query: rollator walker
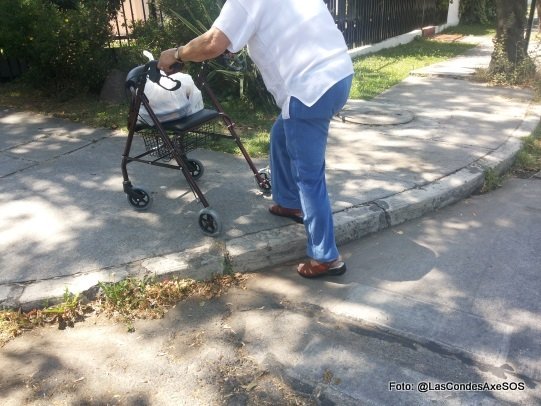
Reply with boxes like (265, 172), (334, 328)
(121, 56), (271, 236)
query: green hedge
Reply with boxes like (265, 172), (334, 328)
(0, 0), (272, 109)
(459, 0), (497, 24)
(0, 0), (121, 94)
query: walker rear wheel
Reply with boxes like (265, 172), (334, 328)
(187, 159), (204, 180)
(198, 208), (222, 236)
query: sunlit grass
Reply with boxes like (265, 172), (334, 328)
(440, 23), (496, 37)
(350, 37), (476, 99)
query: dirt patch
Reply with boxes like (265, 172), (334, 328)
(433, 34), (466, 43)
(0, 284), (318, 405)
(216, 352), (315, 405)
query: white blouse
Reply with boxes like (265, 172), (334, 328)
(213, 0), (353, 119)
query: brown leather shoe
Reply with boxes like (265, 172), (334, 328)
(269, 204), (303, 224)
(297, 259), (347, 278)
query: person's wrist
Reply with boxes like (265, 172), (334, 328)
(174, 46), (184, 62)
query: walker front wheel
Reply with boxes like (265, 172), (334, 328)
(256, 168), (272, 195)
(127, 187), (153, 211)
(198, 208), (222, 236)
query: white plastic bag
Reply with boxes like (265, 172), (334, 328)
(174, 72), (204, 115)
(138, 71), (204, 125)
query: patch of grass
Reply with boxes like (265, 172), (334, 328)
(476, 117), (541, 192)
(0, 288), (92, 346)
(512, 123), (541, 177)
(472, 66), (541, 99)
(97, 275), (192, 321)
(350, 37), (476, 99)
(479, 123), (541, 191)
(0, 81), (127, 130)
(440, 23), (496, 37)
(96, 273), (248, 327)
(205, 100), (276, 158)
(0, 313), (25, 347)
(480, 168), (504, 193)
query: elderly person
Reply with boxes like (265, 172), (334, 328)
(158, 0), (353, 278)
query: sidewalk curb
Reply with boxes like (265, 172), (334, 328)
(1, 101), (539, 311)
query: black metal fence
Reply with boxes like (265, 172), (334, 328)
(0, 55), (26, 82)
(325, 0), (449, 49)
(1, 0), (449, 81)
(112, 0), (448, 49)
(111, 0), (164, 46)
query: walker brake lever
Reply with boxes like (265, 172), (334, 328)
(169, 61), (184, 73)
(147, 60), (161, 83)
(147, 60), (182, 91)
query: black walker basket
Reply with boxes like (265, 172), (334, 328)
(121, 60), (271, 236)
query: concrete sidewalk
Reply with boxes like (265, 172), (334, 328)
(1, 37), (540, 310)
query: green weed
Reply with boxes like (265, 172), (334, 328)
(0, 273), (248, 346)
(96, 273), (247, 324)
(480, 168), (504, 193)
(513, 123), (541, 177)
(0, 287), (92, 346)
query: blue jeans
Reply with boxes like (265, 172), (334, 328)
(270, 75), (352, 262)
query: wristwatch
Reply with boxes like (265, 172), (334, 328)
(174, 46), (183, 62)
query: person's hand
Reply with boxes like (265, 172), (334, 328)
(157, 48), (181, 75)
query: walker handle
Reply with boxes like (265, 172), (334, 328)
(146, 60), (182, 91)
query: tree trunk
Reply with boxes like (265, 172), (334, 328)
(537, 1), (541, 32)
(489, 0), (528, 72)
